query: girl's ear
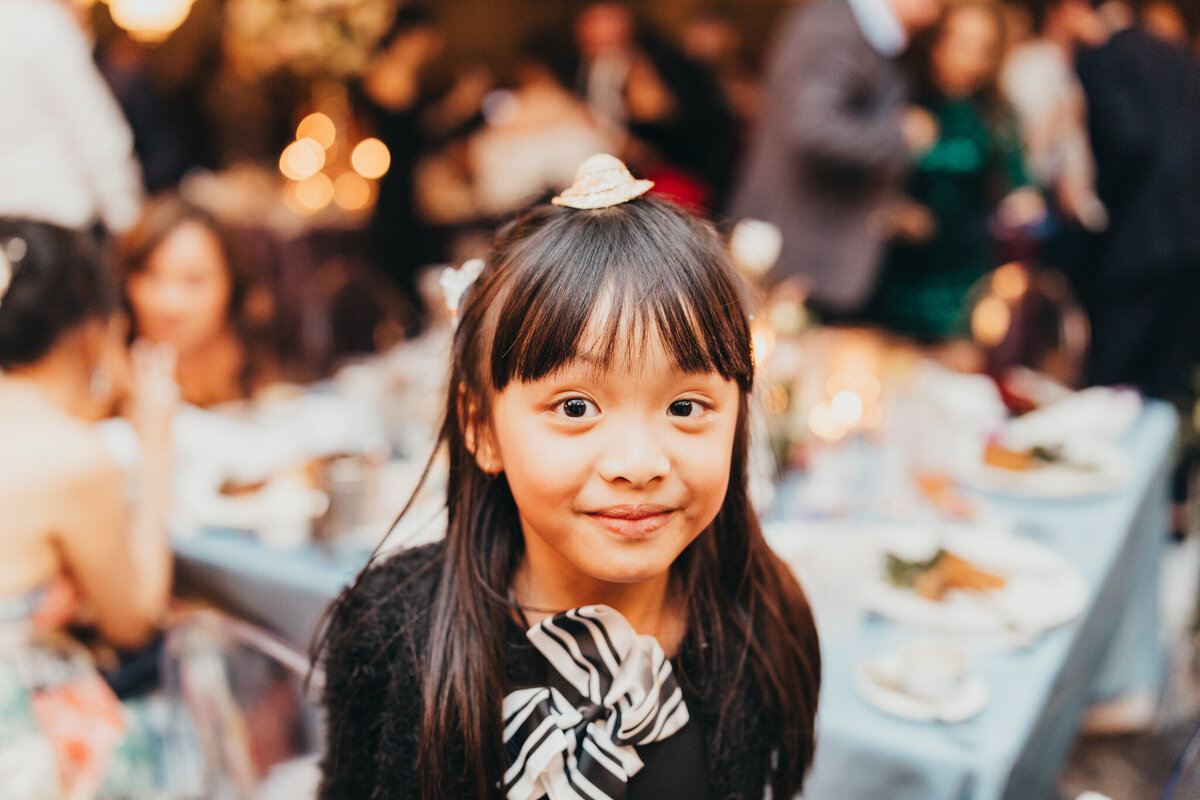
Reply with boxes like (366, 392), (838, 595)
(458, 384), (504, 475)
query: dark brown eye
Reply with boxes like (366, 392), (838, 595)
(669, 399), (696, 417)
(562, 398), (592, 418)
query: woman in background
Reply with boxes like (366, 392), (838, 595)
(869, 0), (1041, 342)
(117, 194), (277, 407)
(0, 218), (179, 797)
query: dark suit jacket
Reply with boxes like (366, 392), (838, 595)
(729, 0), (910, 312)
(1076, 27), (1200, 286)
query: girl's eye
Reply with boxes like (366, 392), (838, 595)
(668, 399), (704, 418)
(559, 398), (598, 419)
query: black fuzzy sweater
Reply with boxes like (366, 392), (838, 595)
(318, 542), (775, 799)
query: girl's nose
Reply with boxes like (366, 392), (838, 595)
(596, 425), (671, 488)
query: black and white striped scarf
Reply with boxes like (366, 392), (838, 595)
(502, 605), (691, 800)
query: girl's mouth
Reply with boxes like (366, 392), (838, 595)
(585, 505), (675, 538)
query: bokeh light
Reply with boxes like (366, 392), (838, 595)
(296, 173), (334, 211)
(108, 0), (195, 42)
(992, 262), (1029, 301)
(808, 401), (845, 442)
(830, 389), (865, 426)
(333, 172), (372, 211)
(296, 113), (337, 150)
(280, 138), (325, 181)
(351, 138), (391, 179)
(971, 295), (1012, 347)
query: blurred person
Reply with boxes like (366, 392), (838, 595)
(868, 0), (1041, 341)
(0, 218), (179, 797)
(1074, 0), (1200, 401)
(1001, 0), (1108, 249)
(569, 1), (736, 209)
(467, 47), (617, 216)
(729, 0), (943, 316)
(680, 8), (764, 152)
(117, 195), (278, 408)
(1142, 0), (1190, 44)
(0, 0), (142, 235)
(360, 6), (491, 335)
(94, 25), (191, 193)
(361, 5), (443, 333)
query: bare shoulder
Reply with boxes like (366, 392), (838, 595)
(1, 413), (122, 509)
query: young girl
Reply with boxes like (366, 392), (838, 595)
(317, 154), (820, 799)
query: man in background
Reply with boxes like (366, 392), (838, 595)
(730, 0), (942, 317)
(1075, 0), (1200, 400)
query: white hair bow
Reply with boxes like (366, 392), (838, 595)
(439, 257), (485, 324)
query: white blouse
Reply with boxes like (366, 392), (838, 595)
(0, 0), (142, 232)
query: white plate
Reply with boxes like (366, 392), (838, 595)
(855, 652), (989, 723)
(861, 529), (1089, 638)
(956, 441), (1127, 499)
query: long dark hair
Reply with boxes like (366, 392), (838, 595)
(0, 218), (118, 371)
(322, 196), (819, 798)
(909, 0), (1011, 121)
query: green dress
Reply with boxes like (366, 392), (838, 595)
(869, 94), (1029, 340)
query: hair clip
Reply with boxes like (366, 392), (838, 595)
(551, 153), (654, 210)
(0, 237), (26, 310)
(440, 257), (485, 323)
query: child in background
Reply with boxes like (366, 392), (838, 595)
(317, 154), (820, 799)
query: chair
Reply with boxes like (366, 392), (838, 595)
(1161, 719), (1200, 800)
(158, 610), (325, 800)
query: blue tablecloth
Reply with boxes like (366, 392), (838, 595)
(175, 402), (1178, 800)
(799, 400), (1176, 800)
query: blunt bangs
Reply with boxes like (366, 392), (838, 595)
(488, 198), (753, 393)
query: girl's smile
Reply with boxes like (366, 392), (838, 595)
(482, 330), (740, 600)
(584, 504), (677, 539)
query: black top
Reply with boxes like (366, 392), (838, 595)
(1076, 27), (1200, 283)
(318, 541), (770, 800)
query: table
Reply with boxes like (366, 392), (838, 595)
(798, 400), (1176, 800)
(174, 402), (1178, 800)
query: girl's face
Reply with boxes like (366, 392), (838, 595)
(931, 6), (1002, 97)
(126, 222), (232, 357)
(485, 326), (740, 592)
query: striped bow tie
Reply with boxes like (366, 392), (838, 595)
(502, 605), (691, 800)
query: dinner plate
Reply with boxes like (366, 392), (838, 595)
(955, 440), (1127, 500)
(861, 529), (1089, 639)
(855, 651), (989, 723)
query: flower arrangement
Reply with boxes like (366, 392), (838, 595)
(224, 0), (396, 81)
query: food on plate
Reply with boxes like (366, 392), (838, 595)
(218, 477), (268, 497)
(886, 549), (1007, 601)
(913, 472), (978, 519)
(982, 441), (1034, 471)
(983, 437), (1100, 473)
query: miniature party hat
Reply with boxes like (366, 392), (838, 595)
(551, 153), (654, 209)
